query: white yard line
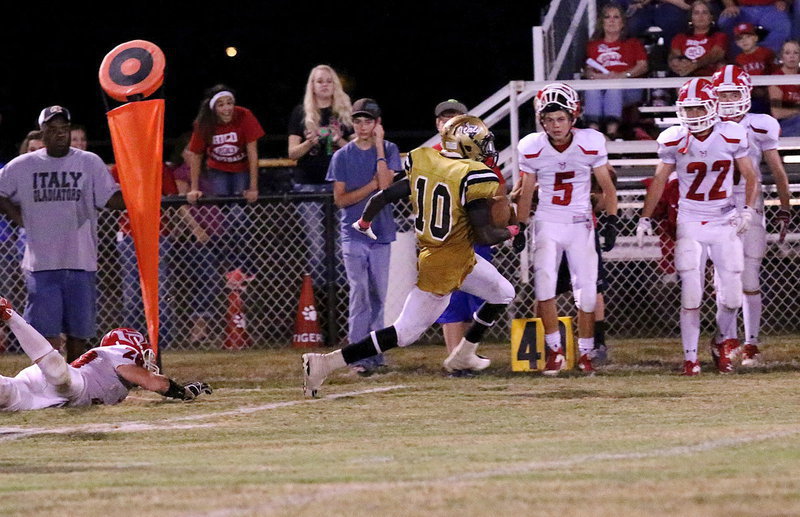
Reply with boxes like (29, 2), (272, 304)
(191, 426), (800, 516)
(0, 385), (407, 442)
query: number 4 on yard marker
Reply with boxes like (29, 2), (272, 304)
(510, 317), (576, 372)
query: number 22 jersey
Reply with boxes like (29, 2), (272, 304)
(657, 121), (749, 223)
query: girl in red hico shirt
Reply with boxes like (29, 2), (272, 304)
(187, 85), (265, 204)
(669, 0), (728, 77)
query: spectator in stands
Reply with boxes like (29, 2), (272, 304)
(326, 98), (399, 376)
(622, 0), (691, 48)
(768, 40), (800, 136)
(669, 0), (728, 77)
(70, 124), (88, 151)
(288, 65), (353, 284)
(718, 0), (790, 55)
(172, 137), (225, 345)
(583, 3), (649, 138)
(110, 162), (178, 347)
(429, 99), (507, 365)
(733, 22), (775, 113)
(186, 84), (264, 205)
(18, 130), (43, 155)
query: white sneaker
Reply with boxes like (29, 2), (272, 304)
(443, 340), (491, 372)
(302, 353), (331, 398)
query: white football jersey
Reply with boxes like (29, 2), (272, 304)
(657, 121), (749, 222)
(731, 113), (780, 206)
(68, 344), (144, 406)
(518, 128), (608, 223)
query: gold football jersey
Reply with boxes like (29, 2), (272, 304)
(404, 147), (499, 295)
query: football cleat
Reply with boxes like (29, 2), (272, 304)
(741, 344), (762, 367)
(302, 353), (331, 398)
(578, 353), (596, 375)
(710, 338), (739, 374)
(543, 348), (566, 377)
(0, 297), (12, 321)
(443, 341), (491, 372)
(682, 360), (701, 376)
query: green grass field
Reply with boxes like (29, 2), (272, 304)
(2, 338), (800, 517)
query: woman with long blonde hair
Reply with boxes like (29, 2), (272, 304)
(288, 65), (353, 189)
(287, 65), (354, 285)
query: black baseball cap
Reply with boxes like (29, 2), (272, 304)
(38, 105), (71, 127)
(352, 98), (381, 119)
(435, 99), (468, 117)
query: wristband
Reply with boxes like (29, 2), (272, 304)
(163, 379), (187, 400)
(357, 218), (372, 230)
(376, 157), (387, 163)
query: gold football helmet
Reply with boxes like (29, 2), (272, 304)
(440, 115), (497, 163)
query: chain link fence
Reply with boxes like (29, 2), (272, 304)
(0, 184), (798, 352)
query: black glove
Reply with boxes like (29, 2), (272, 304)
(183, 381), (213, 400)
(602, 215), (619, 252)
(513, 223), (527, 253)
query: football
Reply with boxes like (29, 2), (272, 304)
(488, 195), (514, 228)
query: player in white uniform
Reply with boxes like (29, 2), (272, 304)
(711, 65), (792, 367)
(0, 298), (211, 410)
(637, 78), (760, 375)
(515, 83), (619, 375)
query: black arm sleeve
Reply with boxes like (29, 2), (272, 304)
(466, 198), (512, 246)
(361, 178), (411, 222)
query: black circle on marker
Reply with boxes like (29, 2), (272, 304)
(108, 48), (154, 86)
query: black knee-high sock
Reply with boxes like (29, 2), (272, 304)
(464, 303), (506, 343)
(341, 326), (398, 364)
(595, 320), (606, 348)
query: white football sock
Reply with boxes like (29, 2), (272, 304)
(715, 306), (738, 342)
(7, 311), (55, 363)
(37, 350), (71, 395)
(578, 337), (594, 355)
(545, 331), (561, 352)
(742, 293), (761, 345)
(680, 308), (700, 362)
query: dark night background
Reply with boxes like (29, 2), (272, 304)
(0, 3), (542, 163)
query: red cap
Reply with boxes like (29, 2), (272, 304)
(734, 23), (757, 37)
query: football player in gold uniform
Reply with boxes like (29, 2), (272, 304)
(303, 115), (518, 397)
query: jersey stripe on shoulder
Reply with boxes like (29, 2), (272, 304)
(524, 149), (543, 159)
(750, 126), (769, 134)
(459, 169), (499, 205)
(663, 138), (683, 147)
(577, 145), (599, 155)
(721, 135), (741, 144)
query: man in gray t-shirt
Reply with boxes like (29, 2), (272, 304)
(0, 106), (125, 361)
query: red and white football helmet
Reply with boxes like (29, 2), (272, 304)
(676, 78), (718, 133)
(711, 65), (752, 119)
(535, 83), (581, 121)
(100, 327), (159, 373)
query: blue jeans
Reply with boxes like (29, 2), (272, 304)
(24, 269), (96, 339)
(779, 114), (800, 137)
(584, 88), (644, 123)
(208, 169), (249, 196)
(208, 168), (252, 273)
(342, 238), (391, 368)
(624, 1), (689, 43)
(718, 5), (791, 54)
(293, 183), (335, 286)
(116, 234), (173, 345)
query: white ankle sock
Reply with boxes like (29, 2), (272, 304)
(545, 331), (561, 352)
(680, 308), (700, 362)
(742, 293), (761, 345)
